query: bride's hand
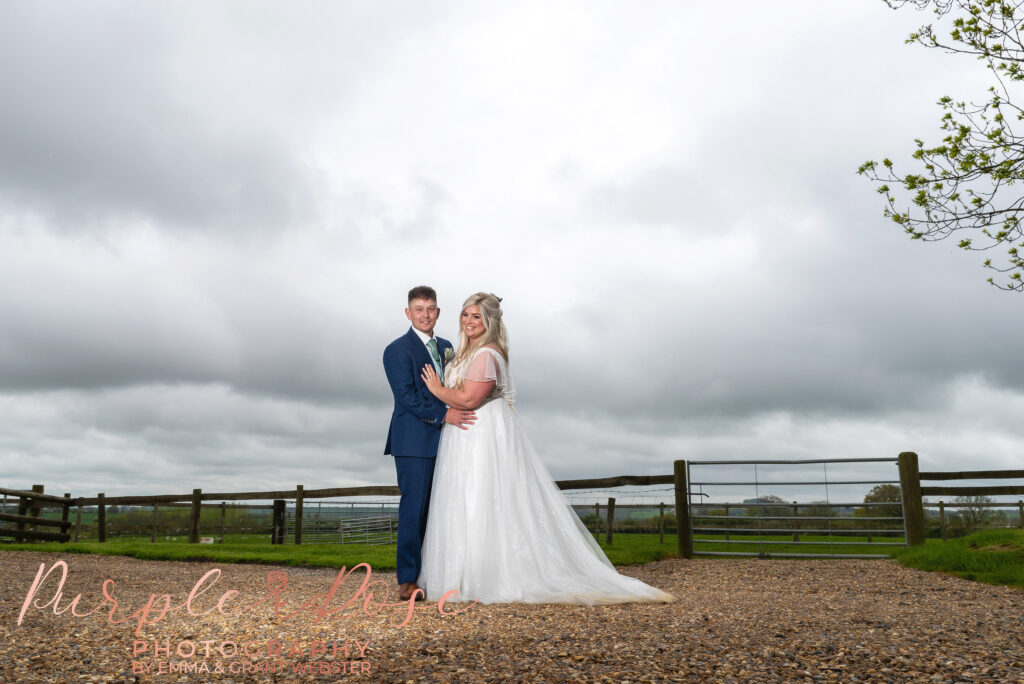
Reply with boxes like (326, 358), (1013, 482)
(421, 364), (442, 392)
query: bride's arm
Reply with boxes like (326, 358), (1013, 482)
(421, 365), (495, 410)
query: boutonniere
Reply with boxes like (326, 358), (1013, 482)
(443, 348), (454, 363)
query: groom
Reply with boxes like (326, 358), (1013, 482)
(383, 285), (475, 602)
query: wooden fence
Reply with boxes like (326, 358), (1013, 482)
(0, 486), (73, 542)
(926, 500), (1024, 541)
(899, 451), (1024, 544)
(0, 474), (678, 548)
(3, 453), (1018, 553)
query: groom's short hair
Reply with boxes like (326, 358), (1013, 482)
(408, 285), (437, 303)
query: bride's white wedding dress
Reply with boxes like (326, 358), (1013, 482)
(418, 347), (674, 605)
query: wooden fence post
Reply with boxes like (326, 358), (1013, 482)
(295, 485), (304, 545)
(674, 459), (692, 559)
(898, 451), (925, 546)
(30, 484), (43, 517)
(97, 493), (106, 543)
(939, 501), (947, 541)
(594, 503), (600, 539)
(15, 496), (27, 539)
(74, 502), (82, 542)
(152, 504), (159, 543)
(61, 494), (71, 542)
(605, 498), (615, 546)
(188, 489), (202, 544)
(219, 502), (226, 544)
(29, 485), (43, 542)
(1018, 500), (1023, 529)
(271, 500), (285, 544)
(659, 502), (665, 545)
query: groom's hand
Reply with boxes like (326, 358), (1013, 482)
(445, 408), (476, 430)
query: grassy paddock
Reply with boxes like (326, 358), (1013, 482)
(594, 533), (679, 566)
(0, 539), (398, 570)
(0, 532), (680, 570)
(0, 531), (902, 568)
(893, 529), (1024, 588)
(601, 532), (904, 560)
(7, 531), (1022, 591)
(693, 532), (905, 557)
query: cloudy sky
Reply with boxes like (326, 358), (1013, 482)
(1, 1), (1021, 506)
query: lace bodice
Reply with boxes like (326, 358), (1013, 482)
(445, 346), (516, 406)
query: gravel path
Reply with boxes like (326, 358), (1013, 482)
(1, 551), (1022, 682)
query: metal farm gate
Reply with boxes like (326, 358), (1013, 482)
(686, 458), (906, 559)
(284, 501), (397, 545)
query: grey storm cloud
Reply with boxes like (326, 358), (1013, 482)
(0, 2), (439, 233)
(0, 8), (296, 231)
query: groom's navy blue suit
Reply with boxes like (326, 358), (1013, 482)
(383, 327), (453, 585)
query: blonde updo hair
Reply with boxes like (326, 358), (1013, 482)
(451, 292), (509, 374)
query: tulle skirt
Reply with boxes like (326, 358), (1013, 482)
(418, 397), (674, 605)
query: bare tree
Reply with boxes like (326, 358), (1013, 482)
(953, 494), (994, 532)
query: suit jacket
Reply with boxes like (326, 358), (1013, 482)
(383, 327), (454, 458)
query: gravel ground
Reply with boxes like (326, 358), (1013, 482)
(1, 551), (1022, 683)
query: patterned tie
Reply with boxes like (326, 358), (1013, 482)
(427, 338), (444, 386)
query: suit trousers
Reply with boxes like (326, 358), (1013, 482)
(393, 455), (435, 585)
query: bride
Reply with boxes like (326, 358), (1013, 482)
(417, 292), (674, 605)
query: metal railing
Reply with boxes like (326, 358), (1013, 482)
(285, 501), (397, 545)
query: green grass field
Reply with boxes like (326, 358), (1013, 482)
(0, 531), (678, 569)
(893, 528), (1024, 588)
(0, 537), (400, 569)
(0, 531), (894, 568)
(6, 530), (1021, 590)
(692, 532), (905, 557)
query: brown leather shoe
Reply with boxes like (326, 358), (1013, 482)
(398, 582), (425, 602)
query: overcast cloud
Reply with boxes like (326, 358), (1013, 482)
(1, 1), (1021, 504)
